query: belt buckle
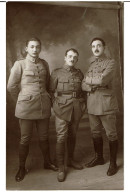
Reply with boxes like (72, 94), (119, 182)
(72, 92), (76, 98)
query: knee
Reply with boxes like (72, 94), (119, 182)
(20, 135), (31, 145)
(57, 134), (67, 143)
(107, 134), (118, 141)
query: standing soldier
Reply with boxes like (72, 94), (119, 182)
(82, 38), (119, 176)
(7, 37), (57, 182)
(50, 48), (86, 182)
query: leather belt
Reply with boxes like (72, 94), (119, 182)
(92, 85), (108, 91)
(57, 91), (81, 98)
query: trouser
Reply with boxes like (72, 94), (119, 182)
(88, 114), (118, 141)
(19, 118), (50, 145)
(55, 112), (80, 165)
(18, 118), (50, 167)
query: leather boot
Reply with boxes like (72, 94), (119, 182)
(67, 132), (83, 170)
(85, 137), (104, 167)
(39, 140), (58, 171)
(56, 142), (66, 182)
(15, 144), (29, 182)
(107, 140), (118, 176)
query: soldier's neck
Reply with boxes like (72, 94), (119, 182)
(26, 54), (39, 63)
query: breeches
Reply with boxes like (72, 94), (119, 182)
(55, 112), (80, 143)
(88, 114), (118, 141)
(19, 118), (50, 145)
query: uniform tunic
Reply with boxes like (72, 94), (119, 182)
(82, 55), (119, 115)
(50, 65), (86, 122)
(82, 55), (118, 141)
(7, 55), (51, 119)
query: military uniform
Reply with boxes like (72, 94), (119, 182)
(49, 64), (86, 179)
(7, 55), (51, 120)
(82, 54), (119, 175)
(50, 64), (86, 141)
(7, 54), (57, 182)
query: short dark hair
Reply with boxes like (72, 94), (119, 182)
(65, 48), (79, 56)
(90, 37), (105, 46)
(26, 37), (41, 47)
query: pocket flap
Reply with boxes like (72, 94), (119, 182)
(59, 78), (69, 83)
(74, 78), (81, 82)
(24, 70), (34, 76)
(57, 97), (67, 104)
(102, 93), (112, 96)
(18, 95), (31, 101)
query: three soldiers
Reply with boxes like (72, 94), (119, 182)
(7, 37), (119, 183)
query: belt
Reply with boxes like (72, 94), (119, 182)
(92, 85), (108, 92)
(57, 91), (82, 98)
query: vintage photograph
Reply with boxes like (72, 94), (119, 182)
(6, 1), (123, 190)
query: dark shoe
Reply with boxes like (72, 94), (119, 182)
(57, 166), (66, 182)
(107, 140), (118, 176)
(15, 167), (26, 182)
(68, 159), (83, 170)
(107, 163), (117, 176)
(86, 154), (104, 168)
(44, 162), (58, 171)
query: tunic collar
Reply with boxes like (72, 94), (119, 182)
(63, 64), (75, 72)
(26, 54), (39, 63)
(89, 54), (106, 64)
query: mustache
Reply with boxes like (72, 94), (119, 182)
(95, 49), (99, 53)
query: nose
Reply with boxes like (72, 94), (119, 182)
(95, 45), (98, 50)
(33, 47), (37, 52)
(70, 57), (74, 61)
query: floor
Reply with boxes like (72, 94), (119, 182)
(6, 112), (123, 190)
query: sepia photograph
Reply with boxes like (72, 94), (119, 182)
(5, 1), (124, 191)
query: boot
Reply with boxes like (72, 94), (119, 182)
(56, 142), (66, 182)
(85, 137), (104, 167)
(67, 133), (83, 170)
(39, 140), (58, 171)
(15, 144), (29, 182)
(107, 140), (118, 176)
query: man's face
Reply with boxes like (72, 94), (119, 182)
(25, 41), (41, 58)
(91, 40), (105, 57)
(64, 50), (78, 67)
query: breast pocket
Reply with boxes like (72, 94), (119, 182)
(57, 78), (69, 91)
(74, 78), (82, 90)
(23, 70), (35, 82)
(102, 93), (118, 112)
(24, 70), (35, 76)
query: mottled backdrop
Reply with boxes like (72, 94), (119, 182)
(6, 2), (123, 131)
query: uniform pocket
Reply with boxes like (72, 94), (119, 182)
(24, 70), (35, 76)
(56, 97), (67, 105)
(102, 93), (118, 112)
(18, 95), (31, 102)
(57, 78), (69, 91)
(73, 78), (81, 83)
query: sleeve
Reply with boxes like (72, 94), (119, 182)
(7, 61), (22, 102)
(82, 72), (93, 92)
(85, 59), (115, 86)
(49, 70), (58, 103)
(45, 62), (50, 93)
